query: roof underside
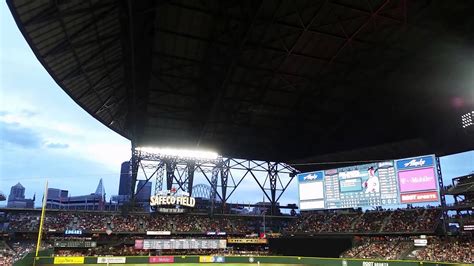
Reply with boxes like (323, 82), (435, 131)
(8, 0), (474, 164)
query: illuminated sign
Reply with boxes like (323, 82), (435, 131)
(206, 231), (227, 236)
(398, 168), (437, 193)
(400, 191), (439, 203)
(396, 155), (434, 171)
(146, 231), (171, 235)
(156, 208), (185, 213)
(150, 190), (195, 208)
(64, 229), (83, 235)
(463, 224), (474, 231)
(414, 239), (428, 247)
(362, 262), (389, 266)
(227, 238), (268, 244)
(298, 171), (324, 182)
(54, 241), (96, 248)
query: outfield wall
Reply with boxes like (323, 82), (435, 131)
(28, 255), (472, 266)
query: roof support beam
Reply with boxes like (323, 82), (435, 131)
(195, 1), (265, 145)
(54, 2), (119, 123)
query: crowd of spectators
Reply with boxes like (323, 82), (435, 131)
(383, 209), (423, 232)
(414, 237), (473, 263)
(285, 213), (359, 233)
(352, 211), (387, 232)
(342, 237), (412, 260)
(342, 236), (473, 263)
(0, 241), (52, 266)
(5, 208), (443, 234)
(286, 208), (442, 233)
(6, 212), (270, 234)
(416, 209), (442, 232)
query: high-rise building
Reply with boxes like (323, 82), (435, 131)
(46, 188), (69, 209)
(8, 183), (25, 201)
(7, 183), (34, 208)
(118, 161), (131, 196)
(45, 179), (106, 210)
(136, 180), (152, 210)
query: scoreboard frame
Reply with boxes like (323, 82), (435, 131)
(297, 154), (441, 211)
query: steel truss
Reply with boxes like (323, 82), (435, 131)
(130, 149), (299, 215)
(436, 156), (448, 234)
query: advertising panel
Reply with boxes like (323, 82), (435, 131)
(206, 231), (226, 236)
(300, 200), (324, 210)
(199, 256), (214, 263)
(298, 171), (325, 202)
(146, 231), (171, 235)
(97, 257), (126, 264)
(400, 191), (439, 204)
(134, 239), (144, 249)
(396, 155), (434, 171)
(53, 257), (84, 264)
(149, 256), (175, 263)
(298, 171), (324, 182)
(398, 168), (437, 193)
(462, 224), (474, 231)
(414, 239), (428, 247)
(227, 238), (268, 244)
(199, 256), (225, 263)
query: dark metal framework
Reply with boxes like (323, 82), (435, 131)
(131, 148), (299, 214)
(435, 156), (448, 234)
(7, 0), (473, 164)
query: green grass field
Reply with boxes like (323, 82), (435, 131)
(33, 264), (305, 266)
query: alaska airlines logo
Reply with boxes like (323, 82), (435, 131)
(303, 173), (318, 180)
(404, 159), (425, 167)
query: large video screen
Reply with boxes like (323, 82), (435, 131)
(298, 155), (440, 210)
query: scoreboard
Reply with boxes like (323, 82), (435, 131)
(298, 155), (440, 210)
(135, 239), (227, 250)
(54, 241), (97, 248)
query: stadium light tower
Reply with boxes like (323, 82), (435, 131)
(461, 111), (473, 129)
(135, 147), (220, 161)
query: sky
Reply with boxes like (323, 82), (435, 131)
(0, 3), (473, 209)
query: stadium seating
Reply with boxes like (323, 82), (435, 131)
(2, 208), (471, 265)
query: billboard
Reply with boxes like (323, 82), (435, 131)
(97, 257), (126, 264)
(398, 168), (437, 193)
(53, 257), (84, 264)
(149, 256), (174, 263)
(298, 154), (440, 210)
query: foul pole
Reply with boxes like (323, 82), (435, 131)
(35, 181), (48, 258)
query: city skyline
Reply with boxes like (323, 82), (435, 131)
(1, 150), (473, 208)
(0, 2), (473, 209)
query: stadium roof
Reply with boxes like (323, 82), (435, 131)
(7, 0), (474, 164)
(446, 173), (474, 196)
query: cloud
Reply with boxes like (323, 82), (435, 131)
(46, 142), (69, 149)
(0, 121), (42, 148)
(20, 109), (37, 117)
(0, 111), (8, 116)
